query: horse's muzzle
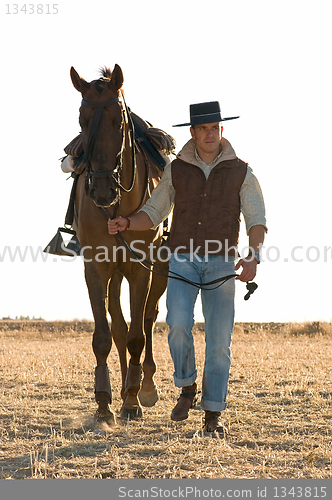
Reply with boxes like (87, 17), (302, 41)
(89, 186), (120, 208)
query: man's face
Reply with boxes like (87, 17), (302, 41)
(190, 122), (223, 158)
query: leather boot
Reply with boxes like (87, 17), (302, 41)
(203, 410), (228, 436)
(171, 383), (197, 421)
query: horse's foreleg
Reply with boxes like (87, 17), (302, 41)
(85, 263), (115, 424)
(108, 273), (128, 401)
(140, 271), (167, 407)
(120, 268), (151, 420)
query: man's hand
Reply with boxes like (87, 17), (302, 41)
(107, 212), (154, 234)
(108, 217), (129, 234)
(235, 224), (266, 281)
(234, 258), (257, 282)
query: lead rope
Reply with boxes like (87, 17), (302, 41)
(99, 207), (258, 299)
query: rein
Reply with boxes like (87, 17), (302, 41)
(98, 207), (257, 300)
(81, 94), (136, 194)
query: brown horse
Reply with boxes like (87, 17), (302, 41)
(70, 64), (168, 423)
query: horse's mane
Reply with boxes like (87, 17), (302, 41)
(100, 66), (112, 80)
(97, 66), (124, 95)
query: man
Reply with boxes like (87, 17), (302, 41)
(108, 102), (267, 435)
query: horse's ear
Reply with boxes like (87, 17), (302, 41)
(70, 66), (89, 92)
(110, 64), (124, 91)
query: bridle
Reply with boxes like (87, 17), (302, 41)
(81, 94), (137, 196)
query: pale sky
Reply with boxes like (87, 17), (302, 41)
(1, 1), (331, 323)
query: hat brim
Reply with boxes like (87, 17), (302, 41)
(173, 116), (240, 127)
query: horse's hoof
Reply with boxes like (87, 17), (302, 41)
(139, 389), (159, 407)
(120, 405), (143, 420)
(94, 409), (116, 426)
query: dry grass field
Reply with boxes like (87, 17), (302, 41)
(0, 320), (331, 479)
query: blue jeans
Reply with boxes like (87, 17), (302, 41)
(166, 253), (235, 412)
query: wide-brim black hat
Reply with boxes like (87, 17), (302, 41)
(173, 101), (239, 127)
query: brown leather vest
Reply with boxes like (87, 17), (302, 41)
(169, 157), (247, 255)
